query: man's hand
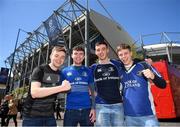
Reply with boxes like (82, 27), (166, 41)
(89, 109), (96, 123)
(61, 80), (71, 91)
(142, 69), (155, 80)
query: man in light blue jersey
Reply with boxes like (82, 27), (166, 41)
(61, 45), (96, 126)
(116, 43), (166, 127)
(91, 41), (124, 126)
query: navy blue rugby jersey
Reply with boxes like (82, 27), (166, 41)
(91, 59), (123, 104)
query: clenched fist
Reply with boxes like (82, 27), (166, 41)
(142, 69), (155, 80)
(61, 80), (71, 91)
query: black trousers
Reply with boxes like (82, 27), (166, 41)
(0, 115), (7, 127)
(6, 114), (17, 127)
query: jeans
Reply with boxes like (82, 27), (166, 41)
(22, 116), (56, 126)
(125, 115), (159, 127)
(63, 108), (93, 126)
(95, 103), (124, 126)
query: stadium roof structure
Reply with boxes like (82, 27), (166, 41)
(137, 32), (180, 65)
(6, 5), (134, 68)
(5, 0), (134, 92)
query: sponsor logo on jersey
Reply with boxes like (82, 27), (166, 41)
(124, 80), (141, 88)
(75, 77), (82, 81)
(102, 72), (110, 77)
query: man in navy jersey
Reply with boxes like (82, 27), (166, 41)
(61, 45), (96, 126)
(22, 46), (71, 126)
(91, 41), (124, 126)
(116, 43), (166, 127)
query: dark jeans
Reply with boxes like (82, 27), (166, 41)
(22, 116), (56, 127)
(63, 108), (94, 126)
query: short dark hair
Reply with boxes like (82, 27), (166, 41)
(72, 45), (85, 54)
(116, 43), (131, 53)
(95, 41), (108, 48)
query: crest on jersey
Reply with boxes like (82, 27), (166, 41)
(108, 67), (114, 72)
(120, 75), (123, 80)
(82, 71), (88, 77)
(97, 68), (102, 72)
(137, 70), (143, 76)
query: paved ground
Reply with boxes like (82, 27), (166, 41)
(8, 119), (180, 127)
(8, 119), (63, 127)
(6, 113), (180, 127)
(7, 113), (64, 126)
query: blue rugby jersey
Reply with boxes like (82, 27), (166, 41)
(60, 65), (94, 109)
(120, 62), (163, 116)
(91, 59), (123, 104)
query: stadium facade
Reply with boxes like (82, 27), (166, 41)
(5, 0), (134, 93)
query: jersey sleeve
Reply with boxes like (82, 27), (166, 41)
(150, 65), (166, 88)
(59, 69), (66, 84)
(31, 66), (43, 82)
(88, 68), (94, 85)
(110, 59), (123, 78)
(139, 61), (166, 89)
(90, 64), (96, 79)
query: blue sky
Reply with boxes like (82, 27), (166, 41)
(0, 0), (179, 68)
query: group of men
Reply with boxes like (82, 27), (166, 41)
(22, 40), (166, 127)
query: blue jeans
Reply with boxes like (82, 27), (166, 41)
(22, 116), (56, 126)
(95, 103), (124, 126)
(125, 115), (159, 127)
(63, 108), (93, 126)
